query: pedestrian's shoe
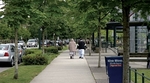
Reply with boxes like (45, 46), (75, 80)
(79, 57), (81, 59)
(81, 57), (83, 59)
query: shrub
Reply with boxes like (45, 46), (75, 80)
(22, 54), (48, 65)
(24, 49), (34, 55)
(45, 46), (58, 54)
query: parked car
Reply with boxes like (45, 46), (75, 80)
(0, 44), (21, 66)
(18, 40), (26, 47)
(14, 43), (26, 59)
(41, 40), (51, 47)
(46, 40), (58, 46)
(27, 39), (38, 47)
(7, 43), (25, 64)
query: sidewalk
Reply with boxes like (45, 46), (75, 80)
(30, 50), (96, 83)
(85, 49), (117, 83)
(30, 48), (147, 83)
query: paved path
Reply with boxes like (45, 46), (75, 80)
(85, 49), (116, 83)
(30, 50), (96, 83)
(30, 48), (147, 83)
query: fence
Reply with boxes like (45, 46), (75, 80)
(129, 66), (150, 83)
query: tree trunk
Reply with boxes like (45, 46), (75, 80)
(14, 28), (18, 79)
(98, 11), (102, 68)
(122, 2), (130, 83)
(98, 27), (102, 68)
(89, 35), (92, 56)
(42, 30), (45, 54)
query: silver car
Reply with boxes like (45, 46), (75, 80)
(10, 43), (26, 62)
(0, 44), (23, 66)
(0, 44), (15, 66)
(27, 39), (38, 47)
(18, 40), (26, 47)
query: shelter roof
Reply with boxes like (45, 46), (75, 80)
(105, 21), (149, 30)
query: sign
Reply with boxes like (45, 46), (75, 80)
(105, 56), (123, 83)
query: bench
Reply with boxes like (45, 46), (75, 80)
(118, 53), (149, 62)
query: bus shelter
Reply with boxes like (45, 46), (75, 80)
(104, 21), (149, 53)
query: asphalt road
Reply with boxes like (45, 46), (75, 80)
(0, 66), (10, 72)
(0, 62), (12, 73)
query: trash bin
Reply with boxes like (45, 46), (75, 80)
(105, 56), (123, 83)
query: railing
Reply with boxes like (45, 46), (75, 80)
(129, 66), (150, 83)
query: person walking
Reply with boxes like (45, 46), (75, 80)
(68, 38), (77, 59)
(77, 39), (86, 59)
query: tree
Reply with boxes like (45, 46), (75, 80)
(0, 0), (45, 79)
(71, 0), (150, 82)
(101, 0), (150, 83)
(0, 22), (12, 39)
(18, 27), (31, 41)
(77, 0), (111, 67)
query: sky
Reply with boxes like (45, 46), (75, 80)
(0, 0), (4, 11)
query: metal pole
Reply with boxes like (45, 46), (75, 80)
(92, 33), (94, 46)
(135, 13), (138, 53)
(135, 69), (137, 83)
(129, 66), (131, 83)
(106, 29), (108, 53)
(142, 73), (145, 83)
(113, 26), (116, 47)
(135, 26), (138, 53)
(39, 28), (41, 49)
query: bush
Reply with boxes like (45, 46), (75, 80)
(24, 49), (42, 55)
(22, 54), (48, 65)
(45, 46), (58, 54)
(57, 46), (63, 50)
(24, 49), (34, 55)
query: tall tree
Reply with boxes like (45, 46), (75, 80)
(73, 0), (150, 82)
(101, 0), (150, 83)
(0, 0), (45, 79)
(77, 0), (111, 67)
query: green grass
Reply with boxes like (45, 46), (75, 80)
(0, 65), (46, 83)
(131, 69), (150, 83)
(0, 53), (58, 83)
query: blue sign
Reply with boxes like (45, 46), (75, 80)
(105, 56), (123, 83)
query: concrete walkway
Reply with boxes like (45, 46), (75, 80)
(30, 50), (96, 83)
(30, 48), (147, 83)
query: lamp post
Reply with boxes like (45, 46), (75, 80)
(148, 31), (150, 52)
(39, 28), (42, 49)
(53, 33), (55, 46)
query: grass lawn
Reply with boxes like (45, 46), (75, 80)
(0, 46), (68, 83)
(0, 53), (58, 83)
(131, 68), (150, 83)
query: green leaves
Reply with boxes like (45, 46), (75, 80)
(1, 0), (31, 27)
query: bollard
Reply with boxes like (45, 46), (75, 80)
(142, 73), (145, 83)
(135, 69), (137, 83)
(129, 66), (131, 83)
